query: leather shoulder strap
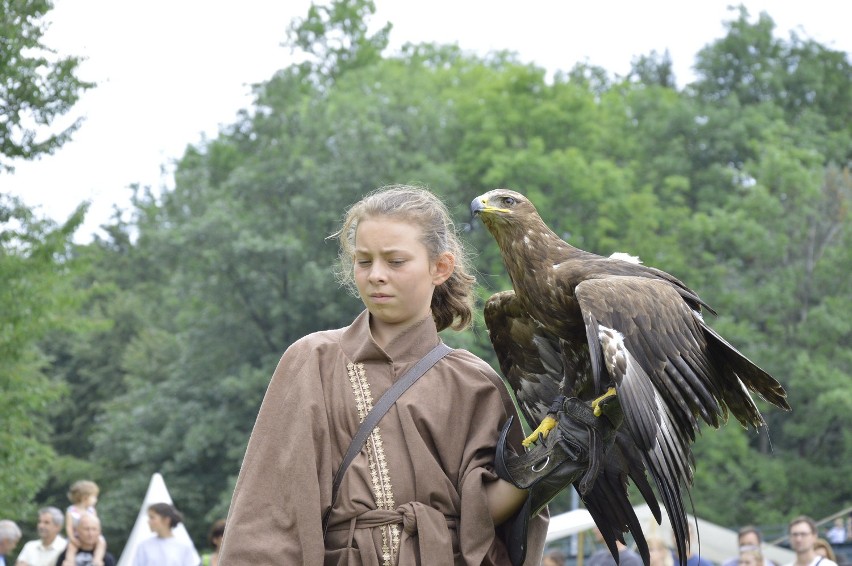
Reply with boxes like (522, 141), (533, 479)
(322, 342), (452, 536)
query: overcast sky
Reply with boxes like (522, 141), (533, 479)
(6, 0), (851, 241)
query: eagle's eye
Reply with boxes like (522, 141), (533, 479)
(502, 196), (516, 206)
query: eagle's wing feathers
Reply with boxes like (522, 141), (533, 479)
(597, 326), (693, 561)
(581, 436), (663, 566)
(703, 322), (791, 420)
(484, 290), (564, 428)
(575, 276), (718, 562)
(575, 276), (728, 430)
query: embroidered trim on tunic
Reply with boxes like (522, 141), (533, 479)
(347, 362), (400, 566)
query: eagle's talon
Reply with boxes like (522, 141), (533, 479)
(522, 415), (557, 447)
(591, 387), (617, 417)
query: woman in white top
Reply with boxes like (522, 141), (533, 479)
(133, 503), (196, 566)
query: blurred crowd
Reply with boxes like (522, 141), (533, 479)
(540, 513), (852, 566)
(0, 479), (224, 566)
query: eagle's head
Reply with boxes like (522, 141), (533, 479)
(470, 189), (540, 232)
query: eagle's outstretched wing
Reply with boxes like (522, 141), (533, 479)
(577, 275), (786, 436)
(576, 277), (711, 561)
(574, 275), (790, 560)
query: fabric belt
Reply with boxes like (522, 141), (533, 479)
(326, 502), (458, 565)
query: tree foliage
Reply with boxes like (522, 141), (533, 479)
(0, 195), (86, 517)
(286, 0), (392, 83)
(1, 1), (850, 554)
(0, 0), (94, 171)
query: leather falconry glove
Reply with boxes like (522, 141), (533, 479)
(495, 395), (624, 566)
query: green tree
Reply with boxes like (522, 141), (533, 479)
(629, 50), (677, 89)
(693, 5), (852, 163)
(0, 195), (85, 517)
(0, 0), (94, 170)
(287, 0), (391, 82)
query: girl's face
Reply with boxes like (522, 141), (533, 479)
(649, 543), (668, 566)
(354, 217), (452, 343)
(147, 510), (171, 537)
(83, 494), (98, 508)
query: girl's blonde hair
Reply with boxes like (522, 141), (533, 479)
(739, 546), (765, 566)
(67, 480), (99, 504)
(814, 538), (837, 562)
(334, 185), (476, 331)
(647, 536), (674, 566)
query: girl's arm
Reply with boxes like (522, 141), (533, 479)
(486, 478), (528, 525)
(93, 535), (107, 564)
(218, 345), (329, 564)
(65, 508), (75, 540)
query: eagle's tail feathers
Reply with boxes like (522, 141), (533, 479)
(703, 324), (791, 414)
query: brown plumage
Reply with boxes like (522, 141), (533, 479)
(471, 189), (790, 566)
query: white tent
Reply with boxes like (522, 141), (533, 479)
(546, 505), (795, 566)
(116, 473), (201, 566)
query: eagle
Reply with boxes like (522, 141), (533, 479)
(470, 189), (790, 565)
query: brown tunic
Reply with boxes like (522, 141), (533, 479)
(219, 311), (548, 565)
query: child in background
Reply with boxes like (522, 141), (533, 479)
(814, 538), (838, 562)
(201, 519), (225, 566)
(648, 536), (674, 566)
(63, 479), (107, 566)
(738, 547), (765, 566)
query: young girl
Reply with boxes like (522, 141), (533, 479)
(201, 519), (225, 566)
(133, 503), (197, 566)
(738, 546), (765, 566)
(648, 536), (674, 566)
(219, 186), (548, 564)
(814, 538), (838, 563)
(63, 480), (107, 566)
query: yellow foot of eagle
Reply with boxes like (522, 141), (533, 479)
(591, 387), (617, 417)
(522, 415), (557, 447)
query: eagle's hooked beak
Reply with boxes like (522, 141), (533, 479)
(470, 196), (509, 218)
(470, 196), (486, 217)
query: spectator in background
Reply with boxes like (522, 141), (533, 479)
(54, 515), (114, 566)
(739, 546), (765, 566)
(201, 519), (225, 566)
(722, 526), (777, 566)
(648, 537), (674, 566)
(813, 539), (837, 563)
(542, 549), (566, 566)
(586, 527), (643, 566)
(0, 521), (22, 566)
(63, 480), (107, 566)
(785, 515), (838, 566)
(826, 519), (847, 545)
(848, 515), (852, 543)
(133, 503), (196, 566)
(14, 507), (67, 566)
(673, 523), (713, 566)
